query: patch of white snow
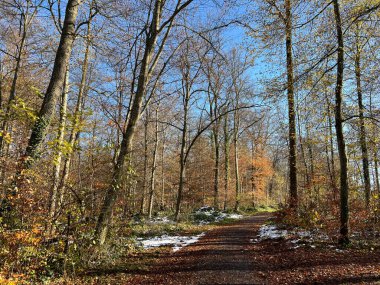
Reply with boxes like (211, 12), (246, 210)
(258, 225), (288, 240)
(148, 216), (174, 224)
(137, 233), (205, 252)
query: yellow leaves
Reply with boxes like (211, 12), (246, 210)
(47, 139), (74, 165)
(1, 270), (35, 284)
(0, 276), (22, 285)
(4, 228), (42, 247)
(30, 86), (43, 99)
(0, 131), (12, 144)
(311, 210), (320, 223)
(9, 98), (38, 123)
(31, 227), (41, 235)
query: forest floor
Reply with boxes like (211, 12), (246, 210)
(56, 213), (380, 285)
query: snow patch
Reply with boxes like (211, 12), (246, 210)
(258, 225), (288, 240)
(335, 248), (346, 253)
(137, 233), (205, 252)
(193, 206), (243, 224)
(228, 213), (244, 219)
(257, 224), (330, 249)
(147, 216), (174, 224)
(297, 231), (312, 238)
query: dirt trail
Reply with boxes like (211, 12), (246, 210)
(127, 214), (270, 285)
(156, 214), (270, 285)
(86, 213), (380, 285)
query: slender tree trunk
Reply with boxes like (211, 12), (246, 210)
(23, 0), (80, 167)
(160, 132), (165, 210)
(58, 19), (92, 209)
(285, 0), (297, 210)
(148, 107), (159, 219)
(325, 92), (337, 199)
(113, 70), (124, 166)
(223, 113), (230, 210)
(0, 59), (3, 109)
(374, 150), (380, 195)
(251, 140), (256, 206)
(0, 59), (5, 186)
(333, 0), (349, 246)
(212, 123), (220, 210)
(307, 131), (318, 204)
(49, 68), (69, 232)
(95, 0), (164, 244)
(208, 86), (220, 210)
(140, 113), (149, 214)
(233, 110), (240, 211)
(176, 153), (186, 221)
(298, 121), (310, 188)
(0, 19), (27, 154)
(354, 29), (371, 207)
(175, 91), (189, 221)
(90, 126), (97, 217)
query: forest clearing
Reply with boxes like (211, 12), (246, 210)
(1, 0), (380, 284)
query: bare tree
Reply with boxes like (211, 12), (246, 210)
(23, 0), (82, 168)
(332, 0), (349, 246)
(95, 0), (195, 245)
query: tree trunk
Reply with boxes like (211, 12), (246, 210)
(354, 28), (371, 207)
(49, 68), (69, 232)
(251, 140), (256, 206)
(0, 59), (3, 109)
(325, 91), (337, 199)
(57, 19), (92, 209)
(374, 150), (380, 195)
(233, 110), (240, 212)
(0, 13), (28, 154)
(23, 0), (80, 167)
(212, 117), (220, 210)
(95, 0), (164, 244)
(223, 113), (230, 210)
(333, 0), (349, 246)
(285, 0), (297, 210)
(307, 129), (318, 204)
(175, 89), (189, 221)
(148, 107), (159, 219)
(298, 114), (310, 189)
(140, 113), (149, 214)
(160, 132), (166, 210)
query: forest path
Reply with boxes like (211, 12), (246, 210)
(126, 213), (271, 285)
(84, 213), (380, 285)
(159, 213), (270, 284)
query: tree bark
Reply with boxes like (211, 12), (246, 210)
(140, 113), (149, 214)
(211, 99), (220, 210)
(58, 18), (92, 209)
(374, 150), (380, 196)
(333, 0), (349, 246)
(223, 113), (230, 210)
(174, 74), (190, 221)
(0, 2), (37, 154)
(49, 68), (69, 232)
(160, 132), (166, 210)
(354, 28), (371, 207)
(23, 0), (80, 167)
(95, 0), (164, 244)
(0, 59), (3, 110)
(325, 91), (337, 199)
(148, 107), (159, 219)
(213, 133), (220, 209)
(285, 0), (297, 210)
(233, 109), (240, 211)
(0, 28), (26, 154)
